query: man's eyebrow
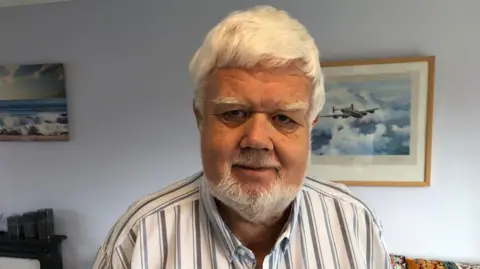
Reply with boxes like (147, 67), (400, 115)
(211, 97), (246, 106)
(280, 101), (309, 112)
(211, 97), (308, 111)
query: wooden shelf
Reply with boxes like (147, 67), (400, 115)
(0, 233), (66, 246)
(0, 233), (67, 269)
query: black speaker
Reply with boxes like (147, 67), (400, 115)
(7, 215), (22, 239)
(37, 208), (55, 240)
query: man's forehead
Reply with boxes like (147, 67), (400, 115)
(214, 67), (310, 84)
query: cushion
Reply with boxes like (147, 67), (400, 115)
(405, 257), (460, 269)
(390, 254), (407, 269)
(455, 263), (480, 269)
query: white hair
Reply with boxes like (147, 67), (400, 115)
(188, 5), (325, 124)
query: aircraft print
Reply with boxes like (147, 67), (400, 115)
(319, 104), (383, 119)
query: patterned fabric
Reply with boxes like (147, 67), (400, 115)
(390, 255), (407, 269)
(456, 263), (480, 269)
(93, 171), (392, 269)
(403, 257), (480, 269)
(406, 258), (458, 269)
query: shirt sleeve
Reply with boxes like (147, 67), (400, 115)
(93, 225), (139, 269)
(363, 208), (393, 269)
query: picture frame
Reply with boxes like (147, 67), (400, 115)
(308, 56), (435, 187)
(0, 63), (69, 141)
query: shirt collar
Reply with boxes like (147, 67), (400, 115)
(199, 174), (302, 262)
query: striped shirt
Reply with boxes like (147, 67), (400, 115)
(93, 171), (392, 269)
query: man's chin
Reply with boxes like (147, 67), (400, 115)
(209, 179), (298, 224)
(232, 178), (275, 197)
(227, 193), (294, 224)
(231, 172), (277, 192)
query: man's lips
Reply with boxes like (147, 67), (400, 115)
(232, 164), (279, 172)
(235, 165), (270, 170)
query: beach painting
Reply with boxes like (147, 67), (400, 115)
(0, 63), (69, 141)
(308, 56), (435, 186)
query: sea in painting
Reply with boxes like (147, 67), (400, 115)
(0, 63), (68, 141)
(311, 72), (412, 156)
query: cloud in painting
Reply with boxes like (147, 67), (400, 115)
(0, 63), (65, 100)
(311, 73), (412, 156)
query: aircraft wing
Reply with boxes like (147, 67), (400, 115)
(363, 108), (383, 113)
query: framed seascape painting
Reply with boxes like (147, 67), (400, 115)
(0, 63), (69, 141)
(308, 56), (435, 187)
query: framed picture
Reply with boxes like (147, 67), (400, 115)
(308, 56), (435, 187)
(0, 63), (69, 141)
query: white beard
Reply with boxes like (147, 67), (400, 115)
(206, 164), (300, 224)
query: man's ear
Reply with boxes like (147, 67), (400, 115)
(312, 115), (319, 126)
(193, 100), (203, 129)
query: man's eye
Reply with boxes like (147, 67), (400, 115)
(272, 114), (298, 132)
(220, 110), (248, 124)
(273, 114), (294, 125)
(224, 110), (247, 118)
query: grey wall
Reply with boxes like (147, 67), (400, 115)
(0, 0), (478, 268)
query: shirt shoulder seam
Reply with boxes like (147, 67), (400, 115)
(302, 176), (383, 229)
(101, 171), (203, 255)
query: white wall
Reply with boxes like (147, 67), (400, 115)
(0, 0), (478, 268)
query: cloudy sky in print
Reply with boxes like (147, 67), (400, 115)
(311, 73), (412, 156)
(0, 63), (65, 100)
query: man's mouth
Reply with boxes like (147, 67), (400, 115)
(235, 165), (269, 170)
(232, 164), (278, 173)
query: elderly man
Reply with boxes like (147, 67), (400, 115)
(93, 5), (391, 269)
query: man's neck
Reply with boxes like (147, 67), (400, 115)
(216, 200), (292, 255)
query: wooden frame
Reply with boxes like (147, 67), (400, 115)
(0, 0), (72, 8)
(308, 56), (435, 187)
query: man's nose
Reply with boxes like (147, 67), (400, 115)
(239, 113), (274, 151)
